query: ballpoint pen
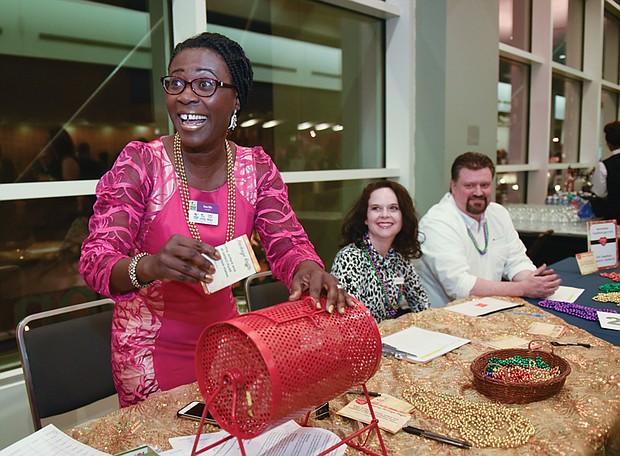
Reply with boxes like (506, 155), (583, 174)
(402, 425), (472, 449)
(347, 390), (381, 397)
(511, 311), (546, 317)
(550, 341), (591, 348)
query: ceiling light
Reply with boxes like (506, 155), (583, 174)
(332, 124), (344, 132)
(240, 119), (261, 128)
(297, 122), (313, 130)
(314, 123), (331, 131)
(262, 120), (283, 129)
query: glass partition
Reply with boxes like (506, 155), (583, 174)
(497, 59), (530, 165)
(499, 0), (532, 51)
(600, 89), (620, 160)
(286, 179), (377, 269)
(496, 172), (527, 204)
(549, 74), (582, 163)
(603, 8), (620, 84)
(0, 0), (169, 363)
(207, 0), (385, 172)
(552, 0), (584, 69)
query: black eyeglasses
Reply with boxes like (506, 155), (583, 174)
(160, 76), (236, 97)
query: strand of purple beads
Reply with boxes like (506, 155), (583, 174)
(538, 299), (618, 321)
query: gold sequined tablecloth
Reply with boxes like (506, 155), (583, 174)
(70, 300), (620, 455)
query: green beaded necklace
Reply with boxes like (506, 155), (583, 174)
(466, 220), (489, 255)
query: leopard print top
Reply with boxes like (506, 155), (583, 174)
(330, 241), (430, 323)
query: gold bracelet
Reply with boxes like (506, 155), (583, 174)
(128, 253), (153, 289)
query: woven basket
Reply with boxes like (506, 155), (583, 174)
(470, 341), (571, 404)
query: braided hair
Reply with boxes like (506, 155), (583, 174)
(169, 32), (253, 110)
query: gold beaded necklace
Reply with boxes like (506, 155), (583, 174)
(173, 132), (235, 243)
(402, 386), (535, 448)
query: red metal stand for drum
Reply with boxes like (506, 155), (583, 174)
(190, 296), (388, 456)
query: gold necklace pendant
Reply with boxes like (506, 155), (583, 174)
(173, 133), (236, 244)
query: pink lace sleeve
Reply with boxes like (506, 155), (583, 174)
(79, 140), (168, 298)
(252, 148), (323, 287)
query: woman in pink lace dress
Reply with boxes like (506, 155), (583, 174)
(79, 32), (349, 407)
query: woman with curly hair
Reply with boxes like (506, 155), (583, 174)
(331, 180), (430, 322)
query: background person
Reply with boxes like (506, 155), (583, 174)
(38, 126), (80, 181)
(331, 180), (430, 322)
(591, 120), (620, 222)
(414, 152), (560, 307)
(79, 32), (348, 407)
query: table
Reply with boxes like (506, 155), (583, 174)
(525, 256), (620, 346)
(70, 302), (620, 455)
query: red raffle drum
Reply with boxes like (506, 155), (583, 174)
(194, 296), (382, 440)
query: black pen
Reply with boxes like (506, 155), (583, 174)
(403, 426), (472, 449)
(550, 341), (591, 348)
(347, 390), (381, 397)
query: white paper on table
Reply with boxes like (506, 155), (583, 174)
(0, 424), (111, 456)
(597, 311), (620, 331)
(546, 286), (585, 303)
(381, 326), (470, 363)
(167, 420), (345, 456)
(443, 297), (522, 317)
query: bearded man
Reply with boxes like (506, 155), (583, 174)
(413, 152), (560, 307)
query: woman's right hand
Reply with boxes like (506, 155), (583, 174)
(139, 234), (220, 285)
(110, 235), (220, 294)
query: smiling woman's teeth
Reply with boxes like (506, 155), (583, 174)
(180, 113), (207, 125)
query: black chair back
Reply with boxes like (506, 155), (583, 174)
(244, 271), (290, 312)
(16, 299), (116, 429)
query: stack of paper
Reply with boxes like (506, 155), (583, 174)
(382, 326), (470, 363)
(166, 420), (345, 455)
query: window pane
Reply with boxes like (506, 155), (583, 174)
(498, 59), (530, 165)
(603, 9), (620, 84)
(286, 179), (376, 268)
(496, 172), (527, 204)
(499, 0), (531, 51)
(207, 0), (385, 171)
(549, 75), (582, 163)
(1, 1), (167, 184)
(547, 168), (587, 196)
(0, 0), (167, 361)
(0, 196), (99, 360)
(600, 89), (620, 160)
(552, 0), (584, 69)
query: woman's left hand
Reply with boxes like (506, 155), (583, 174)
(288, 260), (354, 315)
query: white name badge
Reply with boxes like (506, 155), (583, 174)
(393, 277), (405, 286)
(188, 200), (219, 226)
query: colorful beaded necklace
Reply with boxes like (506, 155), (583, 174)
(466, 219), (489, 255)
(173, 132), (235, 243)
(538, 299), (618, 320)
(362, 233), (403, 315)
(601, 271), (620, 282)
